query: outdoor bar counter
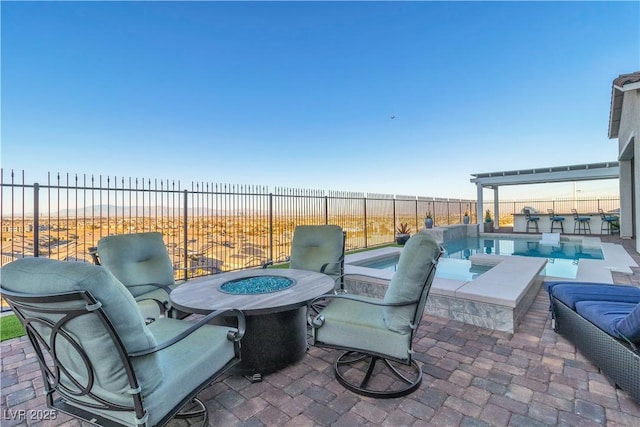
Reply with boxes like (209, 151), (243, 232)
(512, 212), (616, 235)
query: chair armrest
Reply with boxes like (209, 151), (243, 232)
(128, 282), (174, 296)
(88, 247), (100, 265)
(262, 254), (291, 269)
(319, 259), (343, 274)
(135, 297), (167, 318)
(128, 308), (246, 357)
(310, 292), (418, 308)
(307, 293), (418, 328)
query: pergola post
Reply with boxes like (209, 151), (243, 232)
(493, 186), (499, 230)
(476, 183), (483, 228)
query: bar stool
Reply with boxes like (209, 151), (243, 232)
(524, 209), (540, 233)
(547, 209), (564, 233)
(598, 208), (619, 234)
(571, 209), (591, 234)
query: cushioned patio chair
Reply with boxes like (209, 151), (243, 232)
(90, 232), (185, 319)
(598, 208), (619, 234)
(308, 232), (444, 398)
(264, 225), (346, 291)
(1, 257), (245, 427)
(524, 208), (540, 233)
(547, 209), (565, 233)
(545, 282), (640, 403)
(571, 209), (591, 234)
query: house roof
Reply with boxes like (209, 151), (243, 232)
(608, 71), (640, 139)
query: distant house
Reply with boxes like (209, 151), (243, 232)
(609, 71), (640, 251)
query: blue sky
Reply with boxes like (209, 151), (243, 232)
(1, 1), (638, 200)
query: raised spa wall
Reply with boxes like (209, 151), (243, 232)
(344, 224), (546, 333)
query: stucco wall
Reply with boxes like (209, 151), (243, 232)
(617, 89), (640, 155)
(616, 88), (640, 251)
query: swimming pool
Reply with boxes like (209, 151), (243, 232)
(360, 255), (492, 281)
(357, 236), (604, 279)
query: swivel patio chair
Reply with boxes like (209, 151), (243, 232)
(264, 225), (346, 291)
(90, 232), (186, 319)
(524, 208), (540, 233)
(599, 208), (619, 235)
(548, 209), (565, 233)
(307, 232), (444, 398)
(0, 257), (245, 427)
(571, 209), (591, 234)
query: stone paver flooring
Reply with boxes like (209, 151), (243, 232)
(2, 234), (640, 426)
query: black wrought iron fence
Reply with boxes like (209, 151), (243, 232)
(1, 169), (476, 279)
(2, 170), (620, 279)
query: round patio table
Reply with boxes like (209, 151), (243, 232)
(170, 268), (335, 381)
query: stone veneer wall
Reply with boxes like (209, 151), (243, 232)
(345, 275), (541, 333)
(422, 224), (479, 244)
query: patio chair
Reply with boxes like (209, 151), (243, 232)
(571, 209), (591, 234)
(0, 257), (245, 427)
(523, 208), (540, 233)
(264, 225), (346, 291)
(307, 232), (444, 398)
(89, 232), (185, 319)
(547, 209), (565, 233)
(598, 208), (619, 234)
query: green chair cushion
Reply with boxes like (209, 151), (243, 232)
(313, 297), (411, 361)
(382, 232), (440, 334)
(290, 225), (344, 279)
(1, 258), (163, 397)
(97, 232), (175, 298)
(90, 318), (239, 426)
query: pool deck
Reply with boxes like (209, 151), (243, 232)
(2, 233), (640, 426)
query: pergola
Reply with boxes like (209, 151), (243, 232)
(470, 161), (620, 231)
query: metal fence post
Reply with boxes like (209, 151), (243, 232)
(269, 193), (274, 262)
(33, 183), (39, 258)
(324, 195), (329, 225)
(363, 196), (368, 248)
(392, 198), (397, 233)
(183, 189), (188, 281)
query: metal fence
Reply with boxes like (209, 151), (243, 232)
(1, 169), (477, 279)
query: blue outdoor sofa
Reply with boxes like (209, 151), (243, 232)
(545, 282), (640, 403)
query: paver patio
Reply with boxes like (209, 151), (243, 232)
(2, 234), (640, 427)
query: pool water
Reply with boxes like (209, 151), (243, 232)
(445, 237), (603, 279)
(362, 255), (492, 281)
(360, 237), (604, 280)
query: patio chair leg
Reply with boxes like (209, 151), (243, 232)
(334, 351), (423, 398)
(175, 397), (208, 427)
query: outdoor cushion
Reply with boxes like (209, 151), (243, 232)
(1, 258), (162, 396)
(615, 302), (640, 344)
(545, 282), (640, 309)
(575, 301), (639, 342)
(313, 296), (412, 361)
(290, 225), (344, 278)
(97, 232), (175, 298)
(383, 232), (440, 334)
(141, 318), (238, 426)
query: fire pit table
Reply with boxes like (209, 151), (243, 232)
(170, 268), (335, 381)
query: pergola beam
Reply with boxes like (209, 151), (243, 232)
(471, 162), (620, 232)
